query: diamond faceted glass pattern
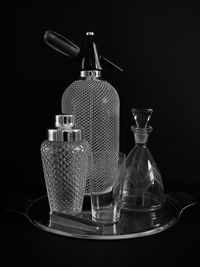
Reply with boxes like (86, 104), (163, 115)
(41, 140), (88, 215)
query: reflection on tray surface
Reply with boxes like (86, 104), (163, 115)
(25, 193), (197, 239)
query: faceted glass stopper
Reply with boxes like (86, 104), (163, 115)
(132, 108), (153, 128)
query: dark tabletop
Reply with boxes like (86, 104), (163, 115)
(1, 180), (199, 267)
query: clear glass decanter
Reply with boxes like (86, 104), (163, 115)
(122, 108), (165, 211)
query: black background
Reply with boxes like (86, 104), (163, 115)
(3, 1), (200, 266)
(5, 1), (200, 198)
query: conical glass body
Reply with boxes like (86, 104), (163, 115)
(122, 109), (165, 211)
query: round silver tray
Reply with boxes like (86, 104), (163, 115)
(24, 192), (197, 240)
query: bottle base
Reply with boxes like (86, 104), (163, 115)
(122, 194), (165, 212)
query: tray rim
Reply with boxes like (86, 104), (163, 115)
(25, 193), (197, 240)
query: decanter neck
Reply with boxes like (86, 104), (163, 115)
(132, 126), (152, 145)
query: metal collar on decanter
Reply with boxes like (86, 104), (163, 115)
(80, 70), (102, 79)
(48, 115), (84, 142)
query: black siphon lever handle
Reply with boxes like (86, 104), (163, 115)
(44, 30), (123, 72)
(44, 30), (80, 57)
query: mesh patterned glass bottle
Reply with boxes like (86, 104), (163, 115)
(41, 115), (90, 216)
(61, 32), (120, 194)
(122, 109), (165, 211)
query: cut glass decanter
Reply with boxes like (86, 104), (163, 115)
(122, 108), (165, 211)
